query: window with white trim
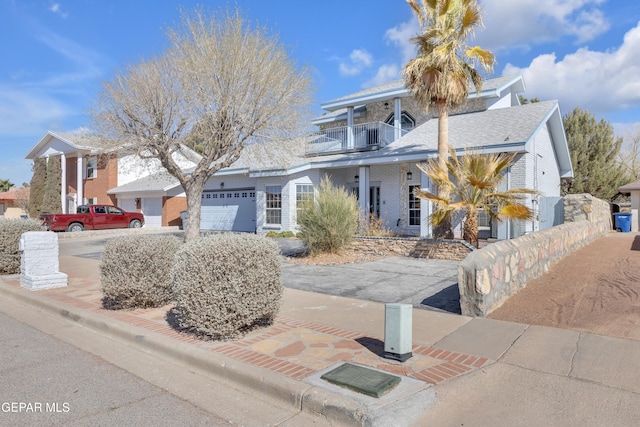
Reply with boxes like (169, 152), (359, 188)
(385, 111), (416, 131)
(409, 185), (421, 226)
(296, 184), (314, 211)
(85, 156), (97, 179)
(265, 185), (282, 225)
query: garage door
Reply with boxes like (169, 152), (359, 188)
(142, 198), (163, 228)
(201, 189), (256, 232)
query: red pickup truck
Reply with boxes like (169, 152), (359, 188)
(41, 204), (145, 232)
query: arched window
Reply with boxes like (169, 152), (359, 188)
(385, 111), (416, 131)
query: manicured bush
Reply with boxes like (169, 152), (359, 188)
(100, 234), (182, 309)
(297, 176), (359, 255)
(171, 233), (282, 340)
(0, 218), (46, 275)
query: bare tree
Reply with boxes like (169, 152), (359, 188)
(13, 187), (30, 215)
(619, 130), (640, 181)
(91, 7), (313, 241)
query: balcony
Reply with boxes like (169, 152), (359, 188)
(305, 121), (407, 156)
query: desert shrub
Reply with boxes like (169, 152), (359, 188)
(100, 234), (182, 309)
(360, 214), (397, 237)
(0, 218), (46, 274)
(297, 176), (359, 255)
(171, 233), (282, 340)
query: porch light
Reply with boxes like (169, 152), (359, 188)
(220, 182), (224, 189)
(355, 175), (359, 184)
(384, 102), (389, 110)
(407, 172), (412, 181)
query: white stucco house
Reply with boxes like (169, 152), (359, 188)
(193, 74), (573, 239)
(26, 74), (573, 239)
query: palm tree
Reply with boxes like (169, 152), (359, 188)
(0, 179), (14, 192)
(403, 0), (495, 237)
(415, 150), (536, 248)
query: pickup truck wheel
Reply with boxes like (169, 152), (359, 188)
(67, 223), (84, 232)
(129, 219), (142, 229)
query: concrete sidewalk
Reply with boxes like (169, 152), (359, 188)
(3, 251), (640, 425)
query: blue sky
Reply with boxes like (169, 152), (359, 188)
(1, 0), (640, 186)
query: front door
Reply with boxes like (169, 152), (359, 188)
(369, 186), (380, 218)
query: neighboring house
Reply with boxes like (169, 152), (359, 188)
(0, 187), (29, 218)
(617, 180), (640, 232)
(25, 132), (198, 227)
(194, 74), (573, 239)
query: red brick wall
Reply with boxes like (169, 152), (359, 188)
(163, 196), (187, 227)
(83, 154), (118, 205)
(65, 157), (78, 194)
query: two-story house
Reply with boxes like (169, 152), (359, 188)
(25, 132), (198, 227)
(195, 74), (573, 239)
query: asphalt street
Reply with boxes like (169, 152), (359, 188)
(0, 311), (228, 426)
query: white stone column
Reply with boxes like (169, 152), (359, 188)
(76, 152), (83, 206)
(347, 106), (354, 149)
(20, 231), (67, 290)
(419, 169), (432, 238)
(358, 166), (370, 228)
(60, 153), (67, 213)
(394, 98), (402, 141)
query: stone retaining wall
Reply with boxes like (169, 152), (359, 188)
(353, 237), (473, 261)
(458, 194), (611, 317)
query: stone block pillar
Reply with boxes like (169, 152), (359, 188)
(20, 231), (67, 290)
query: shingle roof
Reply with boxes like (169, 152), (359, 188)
(382, 100), (560, 155)
(107, 171), (182, 194)
(322, 75), (522, 109)
(619, 180), (640, 192)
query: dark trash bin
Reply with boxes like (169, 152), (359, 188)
(613, 213), (632, 232)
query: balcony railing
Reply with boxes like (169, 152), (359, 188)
(306, 121), (407, 156)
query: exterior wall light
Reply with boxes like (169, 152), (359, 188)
(355, 175), (359, 184)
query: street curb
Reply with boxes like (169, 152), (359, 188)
(0, 280), (373, 426)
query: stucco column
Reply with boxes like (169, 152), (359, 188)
(358, 166), (370, 229)
(347, 106), (354, 149)
(76, 152), (83, 206)
(60, 153), (67, 213)
(394, 98), (401, 141)
(419, 167), (432, 238)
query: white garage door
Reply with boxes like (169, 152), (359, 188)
(142, 198), (163, 228)
(201, 189), (256, 232)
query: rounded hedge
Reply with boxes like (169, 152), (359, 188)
(100, 234), (182, 309)
(171, 233), (282, 340)
(0, 218), (46, 275)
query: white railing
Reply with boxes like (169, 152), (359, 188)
(306, 122), (407, 156)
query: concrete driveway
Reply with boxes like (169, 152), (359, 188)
(58, 231), (461, 314)
(281, 256), (460, 313)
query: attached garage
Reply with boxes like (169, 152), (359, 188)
(142, 198), (163, 228)
(201, 189), (256, 232)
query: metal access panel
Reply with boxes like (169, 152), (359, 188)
(384, 303), (413, 362)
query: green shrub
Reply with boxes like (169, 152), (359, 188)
(100, 235), (182, 309)
(297, 176), (359, 255)
(0, 218), (46, 274)
(266, 230), (296, 238)
(171, 233), (282, 340)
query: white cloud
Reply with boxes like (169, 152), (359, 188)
(0, 85), (71, 136)
(477, 0), (610, 52)
(363, 64), (401, 88)
(385, 18), (419, 64)
(502, 21), (640, 116)
(49, 2), (68, 19)
(339, 49), (373, 76)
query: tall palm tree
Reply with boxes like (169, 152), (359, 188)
(403, 0), (495, 237)
(415, 150), (536, 248)
(0, 179), (14, 192)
